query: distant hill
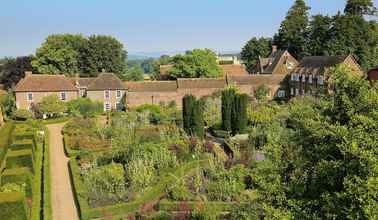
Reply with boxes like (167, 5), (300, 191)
(128, 50), (241, 60)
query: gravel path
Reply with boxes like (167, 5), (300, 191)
(47, 123), (80, 220)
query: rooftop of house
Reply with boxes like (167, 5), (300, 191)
(125, 81), (178, 92)
(293, 55), (360, 75)
(15, 72), (77, 92)
(86, 72), (126, 90)
(256, 46), (298, 75)
(227, 74), (286, 86)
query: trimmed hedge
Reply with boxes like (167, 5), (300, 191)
(42, 127), (52, 220)
(70, 159), (210, 220)
(0, 123), (15, 171)
(5, 149), (34, 173)
(1, 168), (33, 197)
(0, 192), (28, 220)
(63, 134), (109, 158)
(157, 200), (239, 212)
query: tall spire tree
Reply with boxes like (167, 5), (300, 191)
(274, 0), (310, 58)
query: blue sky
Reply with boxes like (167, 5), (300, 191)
(1, 0), (376, 57)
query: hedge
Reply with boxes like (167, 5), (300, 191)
(63, 134), (109, 158)
(70, 159), (209, 220)
(0, 123), (14, 171)
(41, 126), (52, 220)
(0, 192), (28, 220)
(157, 200), (240, 212)
(1, 168), (33, 197)
(5, 149), (34, 173)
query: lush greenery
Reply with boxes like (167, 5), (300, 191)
(168, 49), (223, 78)
(183, 95), (204, 138)
(221, 88), (248, 135)
(0, 56), (33, 89)
(241, 37), (272, 73)
(32, 34), (128, 78)
(66, 97), (103, 118)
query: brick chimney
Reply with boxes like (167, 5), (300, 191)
(272, 45), (278, 54)
(24, 71), (33, 77)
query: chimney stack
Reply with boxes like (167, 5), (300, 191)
(272, 45), (278, 54)
(25, 71), (32, 77)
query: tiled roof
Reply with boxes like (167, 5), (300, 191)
(125, 81), (178, 92)
(294, 56), (347, 75)
(177, 78), (227, 89)
(227, 75), (286, 86)
(15, 74), (77, 92)
(220, 64), (248, 76)
(87, 73), (126, 90)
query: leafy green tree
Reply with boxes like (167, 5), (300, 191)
(254, 84), (269, 102)
(327, 14), (377, 70)
(274, 0), (310, 58)
(241, 37), (272, 73)
(0, 93), (16, 118)
(345, 0), (375, 16)
(124, 66), (144, 81)
(85, 35), (128, 78)
(232, 94), (248, 135)
(32, 34), (87, 75)
(306, 15), (333, 56)
(168, 49), (222, 78)
(38, 95), (67, 117)
(183, 95), (195, 135)
(0, 56), (33, 89)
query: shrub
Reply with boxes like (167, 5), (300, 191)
(38, 95), (67, 117)
(12, 109), (34, 121)
(82, 162), (127, 206)
(5, 150), (34, 172)
(67, 97), (103, 117)
(0, 192), (28, 220)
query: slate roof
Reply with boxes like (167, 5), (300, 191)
(87, 73), (126, 90)
(125, 81), (178, 92)
(177, 78), (227, 89)
(15, 74), (77, 92)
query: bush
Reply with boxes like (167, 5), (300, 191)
(1, 168), (33, 197)
(0, 192), (28, 220)
(67, 98), (103, 117)
(12, 109), (34, 121)
(5, 150), (34, 172)
(38, 95), (67, 117)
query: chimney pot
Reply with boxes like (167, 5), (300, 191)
(25, 71), (32, 77)
(272, 45), (278, 53)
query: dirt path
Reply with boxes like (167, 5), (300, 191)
(47, 123), (80, 220)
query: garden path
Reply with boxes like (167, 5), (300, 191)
(47, 123), (80, 220)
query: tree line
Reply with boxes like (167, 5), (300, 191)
(241, 0), (377, 73)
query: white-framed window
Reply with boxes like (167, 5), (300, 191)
(79, 89), (86, 97)
(104, 102), (111, 111)
(104, 90), (110, 99)
(291, 74), (295, 81)
(309, 75), (313, 84)
(116, 90), (121, 98)
(302, 75), (306, 82)
(301, 89), (305, 95)
(295, 88), (299, 96)
(318, 76), (324, 85)
(290, 88), (294, 96)
(27, 92), (33, 102)
(278, 90), (285, 98)
(295, 74), (300, 82)
(60, 92), (66, 101)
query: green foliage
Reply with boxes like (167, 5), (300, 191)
(38, 95), (67, 117)
(221, 88), (235, 132)
(200, 96), (221, 128)
(305, 15), (333, 56)
(254, 84), (270, 102)
(241, 37), (272, 73)
(183, 95), (204, 138)
(32, 34), (128, 77)
(0, 93), (16, 118)
(66, 97), (103, 117)
(83, 162), (127, 204)
(168, 49), (222, 78)
(0, 192), (28, 220)
(12, 109), (34, 121)
(345, 0), (375, 16)
(124, 66), (144, 81)
(5, 150), (34, 172)
(32, 34), (87, 75)
(85, 35), (128, 79)
(274, 0), (310, 58)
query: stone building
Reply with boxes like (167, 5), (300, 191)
(254, 46), (298, 75)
